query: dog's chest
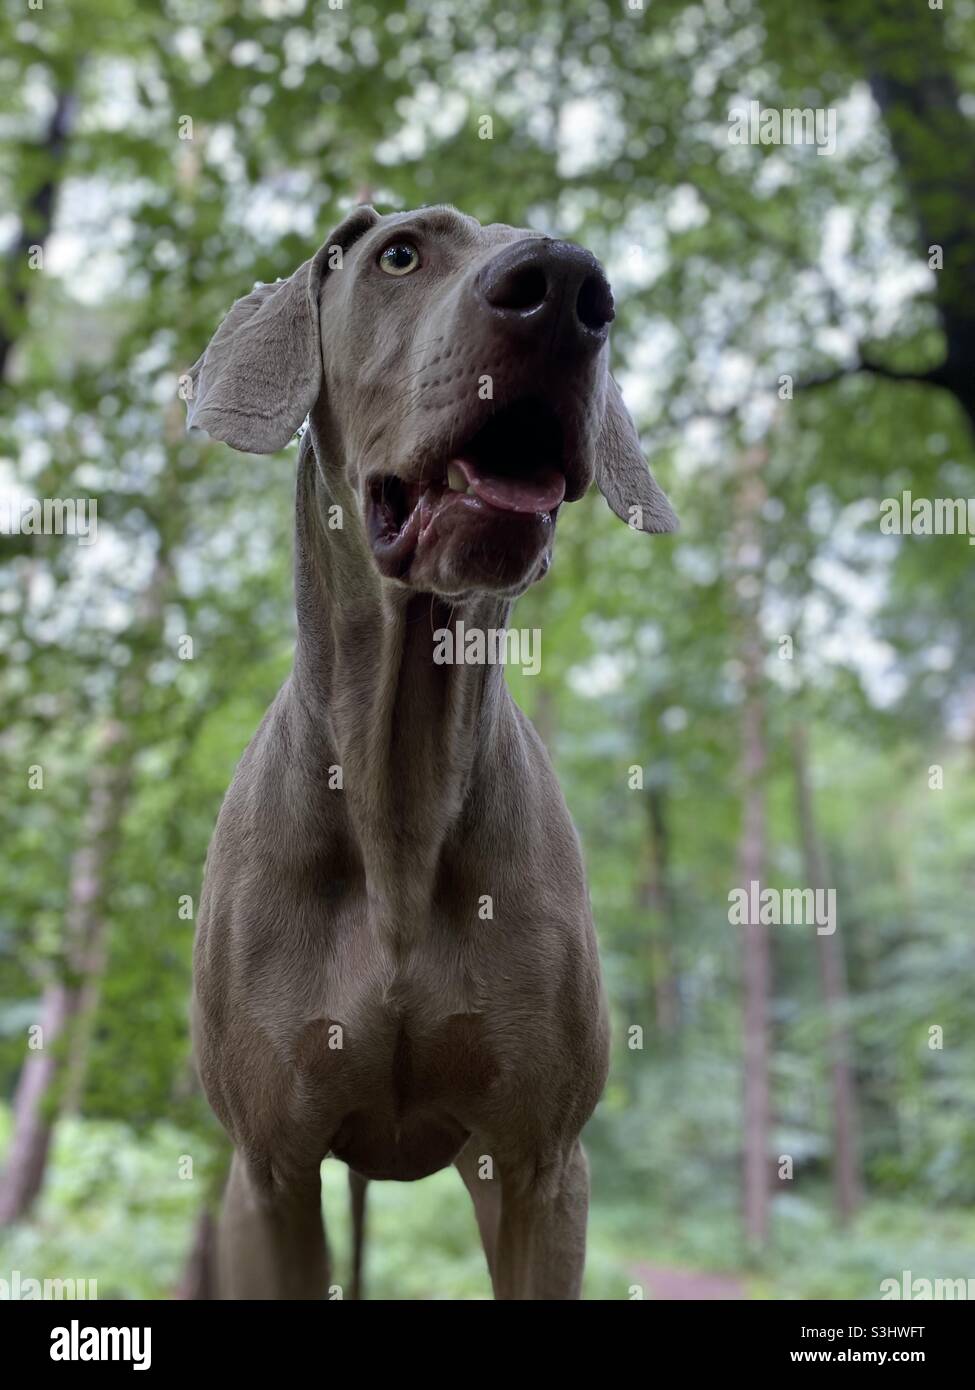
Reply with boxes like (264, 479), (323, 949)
(283, 929), (502, 1179)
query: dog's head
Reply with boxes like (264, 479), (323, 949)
(187, 204), (677, 599)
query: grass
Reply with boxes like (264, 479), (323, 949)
(1, 1109), (972, 1300)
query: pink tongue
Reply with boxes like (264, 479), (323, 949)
(451, 455), (565, 514)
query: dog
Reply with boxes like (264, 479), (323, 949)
(186, 203), (677, 1300)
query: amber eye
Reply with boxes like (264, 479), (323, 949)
(379, 242), (421, 276)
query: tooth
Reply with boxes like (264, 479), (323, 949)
(447, 462), (466, 492)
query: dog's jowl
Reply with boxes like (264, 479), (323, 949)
(186, 204), (676, 1300)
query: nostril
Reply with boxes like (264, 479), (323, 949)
(487, 264), (548, 312)
(576, 274), (615, 331)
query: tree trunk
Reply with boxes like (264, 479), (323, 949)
(791, 723), (861, 1225)
(640, 779), (680, 1037)
(735, 446), (771, 1251)
(0, 88), (77, 383)
(0, 719), (130, 1225)
(0, 555), (170, 1224)
(817, 1), (975, 431)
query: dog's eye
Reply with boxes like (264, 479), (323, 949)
(379, 242), (421, 276)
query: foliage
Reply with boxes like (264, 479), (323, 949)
(2, 0), (974, 1297)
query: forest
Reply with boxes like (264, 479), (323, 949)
(1, 0), (974, 1300)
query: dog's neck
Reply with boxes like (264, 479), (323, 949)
(291, 426), (514, 936)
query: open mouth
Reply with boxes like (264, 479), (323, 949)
(366, 398), (566, 579)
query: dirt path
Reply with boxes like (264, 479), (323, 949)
(633, 1264), (747, 1300)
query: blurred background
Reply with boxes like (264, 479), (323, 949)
(1, 0), (974, 1299)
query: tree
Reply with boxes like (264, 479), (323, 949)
(735, 445), (771, 1251)
(792, 722), (861, 1225)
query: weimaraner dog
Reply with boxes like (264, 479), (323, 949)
(186, 203), (676, 1300)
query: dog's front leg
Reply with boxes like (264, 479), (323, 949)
(494, 1140), (590, 1300)
(217, 1150), (329, 1300)
(455, 1135), (502, 1287)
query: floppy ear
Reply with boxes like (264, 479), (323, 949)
(185, 205), (381, 453)
(594, 375), (678, 533)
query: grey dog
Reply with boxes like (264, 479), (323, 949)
(186, 203), (676, 1300)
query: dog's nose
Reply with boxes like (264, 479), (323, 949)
(478, 239), (615, 348)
